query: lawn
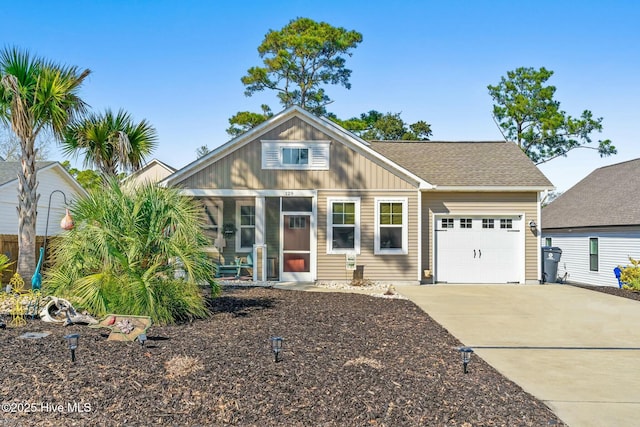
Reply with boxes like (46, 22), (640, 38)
(0, 285), (568, 426)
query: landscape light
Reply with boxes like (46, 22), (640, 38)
(137, 333), (147, 347)
(458, 346), (474, 374)
(64, 333), (80, 362)
(270, 336), (283, 363)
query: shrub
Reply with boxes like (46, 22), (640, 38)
(619, 257), (640, 291)
(44, 179), (219, 324)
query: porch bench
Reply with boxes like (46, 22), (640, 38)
(216, 264), (241, 277)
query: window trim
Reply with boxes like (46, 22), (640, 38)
(326, 197), (361, 255)
(589, 237), (599, 272)
(374, 197), (408, 255)
(262, 140), (330, 170)
(236, 202), (255, 252)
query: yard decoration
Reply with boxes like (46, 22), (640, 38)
(89, 314), (152, 342)
(31, 247), (44, 291)
(9, 273), (24, 293)
(39, 296), (98, 325)
(9, 297), (26, 327)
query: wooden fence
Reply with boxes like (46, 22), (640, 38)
(0, 234), (57, 284)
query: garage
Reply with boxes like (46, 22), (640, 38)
(435, 215), (524, 283)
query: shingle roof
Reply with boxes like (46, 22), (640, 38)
(0, 161), (56, 185)
(542, 158), (640, 229)
(369, 141), (553, 187)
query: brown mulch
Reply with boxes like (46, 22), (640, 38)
(0, 286), (565, 427)
(570, 283), (640, 302)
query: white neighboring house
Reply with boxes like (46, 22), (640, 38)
(122, 158), (176, 187)
(542, 158), (640, 287)
(0, 161), (87, 237)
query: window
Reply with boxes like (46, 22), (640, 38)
(375, 198), (408, 255)
(460, 218), (473, 229)
(327, 198), (360, 254)
(262, 141), (330, 170)
(545, 237), (552, 246)
(289, 216), (306, 229)
(441, 218), (454, 229)
(282, 147), (308, 165)
(500, 219), (513, 229)
(482, 219), (494, 229)
(236, 203), (255, 251)
(589, 238), (598, 271)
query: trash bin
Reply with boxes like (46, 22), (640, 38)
(542, 246), (562, 283)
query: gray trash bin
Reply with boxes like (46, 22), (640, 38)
(542, 246), (562, 283)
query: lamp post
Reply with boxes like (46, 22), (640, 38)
(458, 346), (474, 374)
(64, 333), (80, 362)
(270, 336), (283, 363)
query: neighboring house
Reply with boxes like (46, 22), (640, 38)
(542, 158), (640, 287)
(122, 158), (176, 187)
(162, 106), (553, 284)
(0, 161), (87, 236)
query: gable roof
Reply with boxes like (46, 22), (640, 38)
(0, 161), (56, 186)
(122, 158), (176, 184)
(0, 161), (88, 196)
(370, 141), (553, 190)
(162, 106), (430, 189)
(542, 158), (640, 229)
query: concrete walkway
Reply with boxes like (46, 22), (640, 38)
(396, 284), (640, 427)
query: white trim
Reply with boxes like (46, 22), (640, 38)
(374, 197), (409, 255)
(261, 140), (330, 170)
(429, 185), (554, 192)
(178, 189), (317, 198)
(236, 201), (255, 252)
(417, 190), (422, 281)
(326, 197), (361, 255)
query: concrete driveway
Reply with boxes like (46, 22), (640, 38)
(397, 284), (640, 427)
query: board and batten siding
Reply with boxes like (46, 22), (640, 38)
(174, 117), (416, 192)
(423, 191), (540, 283)
(0, 166), (83, 236)
(543, 227), (640, 287)
(316, 190), (420, 283)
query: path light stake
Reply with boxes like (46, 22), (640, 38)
(458, 346), (474, 374)
(270, 337), (283, 363)
(64, 334), (80, 363)
(137, 333), (147, 347)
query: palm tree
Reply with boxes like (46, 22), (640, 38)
(0, 47), (90, 279)
(45, 179), (215, 324)
(62, 109), (158, 178)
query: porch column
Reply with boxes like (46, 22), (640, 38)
(254, 196), (266, 281)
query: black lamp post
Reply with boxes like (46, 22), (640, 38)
(458, 346), (474, 374)
(64, 333), (80, 362)
(270, 336), (283, 362)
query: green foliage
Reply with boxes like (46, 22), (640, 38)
(620, 257), (640, 291)
(488, 67), (615, 165)
(241, 17), (362, 115)
(62, 108), (158, 178)
(226, 104), (273, 137)
(0, 254), (14, 283)
(196, 145), (210, 159)
(61, 160), (103, 192)
(329, 110), (432, 140)
(44, 179), (218, 324)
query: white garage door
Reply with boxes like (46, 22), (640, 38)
(435, 216), (523, 283)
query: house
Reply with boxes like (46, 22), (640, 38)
(122, 158), (176, 187)
(542, 158), (640, 287)
(162, 106), (553, 284)
(0, 161), (87, 278)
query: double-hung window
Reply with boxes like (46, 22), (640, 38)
(236, 202), (255, 252)
(589, 238), (599, 271)
(327, 198), (360, 254)
(375, 198), (408, 255)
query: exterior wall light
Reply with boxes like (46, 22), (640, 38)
(528, 220), (537, 230)
(270, 336), (283, 363)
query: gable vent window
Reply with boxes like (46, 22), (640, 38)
(262, 140), (330, 170)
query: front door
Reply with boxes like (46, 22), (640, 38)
(280, 214), (313, 281)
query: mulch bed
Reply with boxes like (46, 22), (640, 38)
(0, 286), (565, 426)
(570, 283), (640, 302)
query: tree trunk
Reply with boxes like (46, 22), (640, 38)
(17, 143), (39, 285)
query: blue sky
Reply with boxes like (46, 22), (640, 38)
(1, 0), (638, 192)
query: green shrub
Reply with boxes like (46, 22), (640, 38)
(619, 257), (640, 291)
(44, 179), (218, 324)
